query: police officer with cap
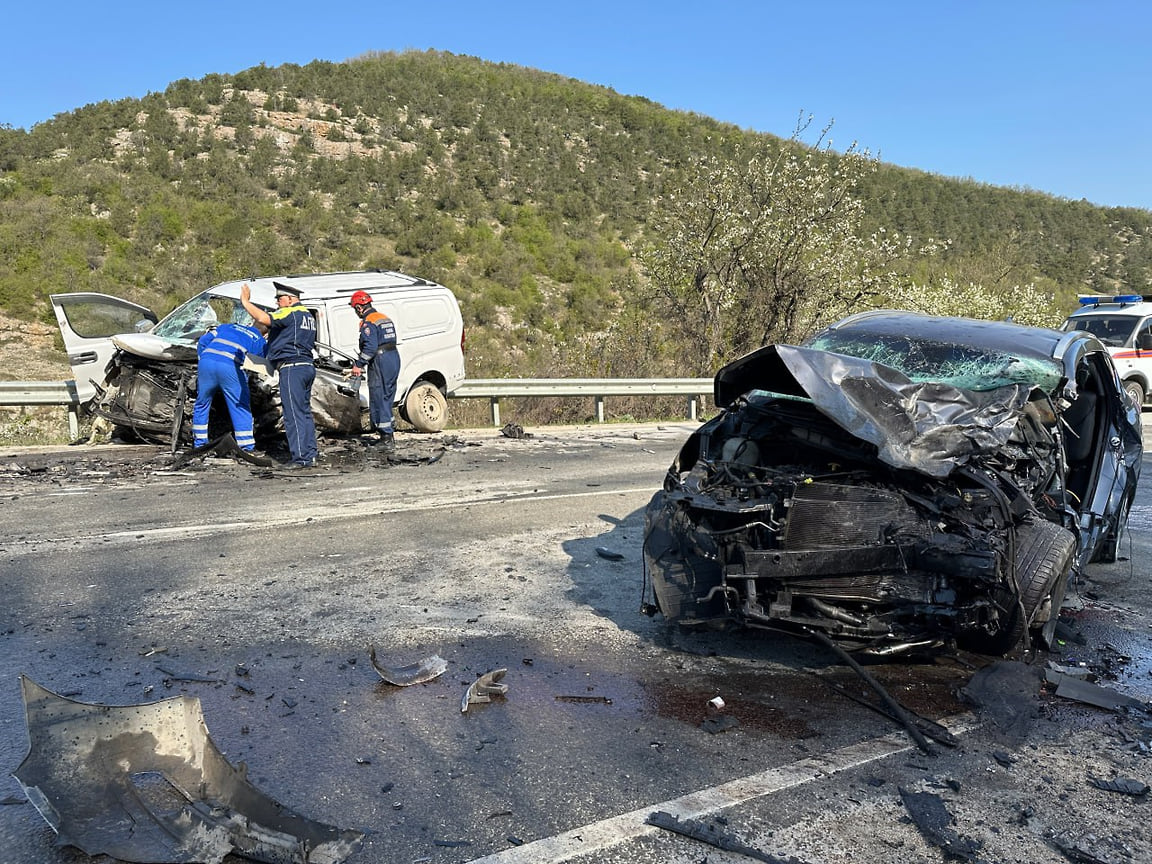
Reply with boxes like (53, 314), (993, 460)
(240, 280), (318, 468)
(349, 290), (400, 451)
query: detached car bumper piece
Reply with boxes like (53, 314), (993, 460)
(14, 677), (362, 864)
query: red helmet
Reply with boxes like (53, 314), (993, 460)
(349, 290), (372, 308)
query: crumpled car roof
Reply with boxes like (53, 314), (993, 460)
(713, 344), (1039, 478)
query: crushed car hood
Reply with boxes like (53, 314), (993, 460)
(714, 344), (1036, 478)
(112, 332), (197, 362)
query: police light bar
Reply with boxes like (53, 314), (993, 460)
(1077, 294), (1145, 306)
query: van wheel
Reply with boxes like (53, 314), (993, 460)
(405, 382), (447, 432)
(1124, 379), (1145, 407)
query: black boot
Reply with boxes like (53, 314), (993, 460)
(380, 432), (396, 452)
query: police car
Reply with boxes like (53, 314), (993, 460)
(1062, 294), (1152, 407)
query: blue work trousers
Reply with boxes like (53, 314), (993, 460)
(193, 358), (255, 450)
(367, 349), (401, 434)
(278, 362), (318, 465)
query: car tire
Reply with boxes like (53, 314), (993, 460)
(404, 381), (447, 433)
(1124, 379), (1145, 408)
(962, 518), (1076, 656)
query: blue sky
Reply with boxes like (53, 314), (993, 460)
(4, 1), (1150, 210)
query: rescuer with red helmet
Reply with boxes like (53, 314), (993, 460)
(350, 290), (400, 451)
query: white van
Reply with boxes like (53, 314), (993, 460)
(1062, 294), (1152, 407)
(51, 270), (467, 441)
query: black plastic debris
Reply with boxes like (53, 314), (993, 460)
(991, 751), (1017, 768)
(501, 423), (533, 439)
(595, 546), (625, 561)
(173, 432), (273, 468)
(462, 669), (508, 713)
(960, 660), (1043, 745)
(1049, 834), (1113, 864)
(898, 788), (984, 863)
(1088, 776), (1150, 796)
(368, 646), (447, 686)
(555, 694), (613, 705)
(701, 714), (740, 734)
(1044, 669), (1144, 711)
(13, 677), (362, 864)
(154, 664), (223, 684)
(645, 810), (804, 863)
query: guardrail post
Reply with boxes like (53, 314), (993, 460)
(688, 396), (698, 421)
(595, 396), (605, 423)
(490, 397), (501, 427)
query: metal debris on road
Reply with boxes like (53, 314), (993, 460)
(898, 788), (985, 863)
(555, 694), (613, 704)
(1044, 669), (1145, 710)
(369, 646), (448, 686)
(595, 546), (625, 561)
(645, 810), (803, 863)
(1088, 776), (1150, 796)
(461, 668), (508, 713)
(13, 676), (363, 864)
(154, 664), (223, 684)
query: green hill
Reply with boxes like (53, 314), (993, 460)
(1, 48), (1149, 385)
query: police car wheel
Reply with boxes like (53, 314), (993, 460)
(405, 382), (447, 433)
(1123, 380), (1145, 408)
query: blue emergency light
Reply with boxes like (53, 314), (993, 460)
(1077, 294), (1145, 306)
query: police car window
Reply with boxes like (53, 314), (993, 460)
(1065, 316), (1137, 347)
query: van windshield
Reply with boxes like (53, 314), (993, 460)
(152, 292), (265, 344)
(1063, 315), (1139, 347)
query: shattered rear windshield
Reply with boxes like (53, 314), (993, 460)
(152, 292), (263, 344)
(807, 331), (1062, 392)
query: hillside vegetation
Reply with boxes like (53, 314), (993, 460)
(1, 49), (1149, 393)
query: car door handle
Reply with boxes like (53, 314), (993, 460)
(69, 351), (98, 365)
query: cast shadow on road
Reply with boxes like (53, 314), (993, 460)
(559, 503), (846, 673)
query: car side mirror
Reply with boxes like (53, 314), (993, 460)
(1137, 333), (1152, 351)
(134, 319), (154, 333)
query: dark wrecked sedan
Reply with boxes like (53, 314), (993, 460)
(643, 311), (1143, 656)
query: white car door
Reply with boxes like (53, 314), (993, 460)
(50, 293), (158, 401)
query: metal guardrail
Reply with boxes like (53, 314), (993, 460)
(0, 381), (82, 438)
(0, 378), (714, 435)
(451, 378), (713, 425)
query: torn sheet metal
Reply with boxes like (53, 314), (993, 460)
(715, 344), (1035, 477)
(368, 646), (447, 686)
(461, 669), (508, 713)
(13, 676), (362, 864)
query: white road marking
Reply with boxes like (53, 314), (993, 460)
(15, 486), (656, 549)
(466, 718), (978, 863)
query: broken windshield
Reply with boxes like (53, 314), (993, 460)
(807, 331), (1062, 392)
(152, 292), (263, 345)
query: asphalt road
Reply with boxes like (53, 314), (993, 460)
(2, 422), (1152, 864)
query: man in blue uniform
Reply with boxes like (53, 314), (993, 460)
(349, 290), (400, 452)
(240, 281), (318, 468)
(192, 320), (267, 451)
